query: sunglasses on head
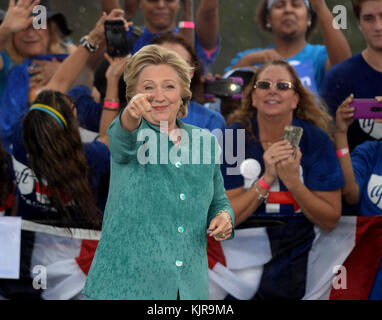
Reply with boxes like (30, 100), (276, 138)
(254, 80), (295, 91)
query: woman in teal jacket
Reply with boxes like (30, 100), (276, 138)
(84, 45), (234, 300)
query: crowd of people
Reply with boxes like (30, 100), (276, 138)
(0, 0), (381, 300)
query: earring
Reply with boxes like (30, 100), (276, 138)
(266, 22), (271, 29)
(307, 21), (311, 27)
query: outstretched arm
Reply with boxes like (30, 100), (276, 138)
(178, 0), (194, 47)
(98, 53), (131, 146)
(310, 0), (351, 70)
(44, 9), (127, 93)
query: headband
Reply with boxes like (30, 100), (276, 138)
(29, 104), (68, 129)
(267, 0), (310, 10)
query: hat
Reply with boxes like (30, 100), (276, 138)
(37, 0), (72, 36)
(3, 0), (73, 36)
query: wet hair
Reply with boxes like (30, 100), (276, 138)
(149, 32), (204, 96)
(228, 60), (333, 140)
(123, 44), (192, 117)
(22, 90), (102, 228)
(256, 0), (318, 39)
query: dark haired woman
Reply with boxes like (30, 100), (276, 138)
(225, 0), (351, 95)
(217, 60), (344, 299)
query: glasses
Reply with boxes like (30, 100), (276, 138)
(254, 80), (295, 91)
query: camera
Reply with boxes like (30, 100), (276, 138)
(203, 77), (243, 100)
(104, 20), (131, 57)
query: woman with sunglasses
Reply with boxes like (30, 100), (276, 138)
(217, 60), (344, 299)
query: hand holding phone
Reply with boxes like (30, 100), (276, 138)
(350, 99), (382, 119)
(203, 77), (243, 100)
(104, 20), (131, 58)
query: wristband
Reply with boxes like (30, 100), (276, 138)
(258, 176), (271, 190)
(336, 147), (349, 158)
(103, 100), (120, 109)
(178, 21), (195, 29)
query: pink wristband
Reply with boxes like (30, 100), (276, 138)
(336, 147), (349, 158)
(178, 21), (195, 29)
(103, 100), (120, 109)
(258, 177), (271, 191)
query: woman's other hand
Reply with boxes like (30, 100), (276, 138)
(207, 211), (233, 242)
(276, 147), (303, 193)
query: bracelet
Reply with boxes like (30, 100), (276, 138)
(80, 35), (99, 53)
(103, 100), (120, 109)
(336, 147), (349, 158)
(215, 211), (232, 225)
(258, 176), (271, 190)
(255, 186), (269, 202)
(178, 21), (195, 29)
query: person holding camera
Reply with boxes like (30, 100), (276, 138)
(101, 0), (220, 74)
(83, 45), (234, 300)
(334, 94), (382, 299)
(216, 60), (343, 299)
(225, 0), (351, 96)
(321, 0), (382, 152)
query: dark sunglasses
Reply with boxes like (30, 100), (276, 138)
(254, 80), (295, 91)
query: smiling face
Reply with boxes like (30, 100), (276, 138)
(137, 64), (183, 129)
(13, 25), (51, 58)
(252, 65), (299, 120)
(140, 0), (179, 33)
(359, 0), (382, 51)
(267, 0), (310, 40)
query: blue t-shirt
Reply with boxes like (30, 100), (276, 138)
(352, 140), (382, 216)
(128, 26), (220, 74)
(225, 43), (328, 95)
(321, 53), (382, 151)
(11, 132), (110, 222)
(181, 100), (226, 132)
(0, 51), (11, 99)
(221, 116), (344, 221)
(68, 85), (103, 133)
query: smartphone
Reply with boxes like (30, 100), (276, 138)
(104, 20), (131, 57)
(349, 99), (382, 119)
(204, 77), (243, 100)
(282, 125), (303, 158)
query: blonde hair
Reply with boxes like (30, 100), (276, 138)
(5, 20), (66, 65)
(123, 44), (192, 117)
(228, 60), (334, 140)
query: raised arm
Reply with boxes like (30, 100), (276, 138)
(0, 0), (38, 70)
(334, 94), (359, 205)
(195, 0), (219, 50)
(310, 0), (352, 70)
(44, 9), (127, 93)
(178, 0), (194, 47)
(98, 53), (131, 146)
